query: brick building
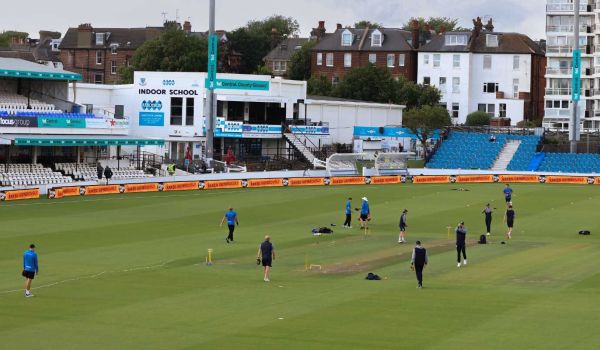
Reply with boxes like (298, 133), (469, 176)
(263, 37), (309, 77)
(59, 24), (161, 84)
(310, 21), (420, 85)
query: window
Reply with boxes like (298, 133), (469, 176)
(452, 103), (460, 118)
(452, 77), (460, 93)
(424, 54), (429, 65)
(513, 55), (520, 70)
(170, 97), (183, 125)
(513, 79), (519, 98)
(486, 34), (498, 47)
(499, 103), (507, 118)
(387, 54), (395, 67)
(326, 53), (334, 67)
(453, 54), (460, 68)
(95, 33), (104, 45)
(478, 104), (486, 112)
(445, 34), (468, 46)
(96, 50), (103, 65)
(399, 54), (405, 67)
(281, 61), (287, 72)
(371, 29), (382, 47)
(423, 77), (431, 86)
(433, 54), (440, 67)
(483, 82), (499, 93)
(317, 53), (323, 65)
(93, 74), (103, 84)
(478, 104), (496, 116)
(368, 53), (377, 64)
(341, 30), (353, 46)
(483, 55), (492, 69)
(110, 60), (117, 75)
(332, 76), (340, 86)
(439, 77), (447, 92)
(273, 61), (280, 72)
(111, 45), (117, 55)
(186, 98), (195, 126)
(344, 53), (352, 67)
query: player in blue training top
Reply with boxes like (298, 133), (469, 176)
(359, 197), (371, 230)
(343, 197), (353, 228)
(220, 207), (239, 243)
(22, 244), (38, 298)
(503, 184), (513, 206)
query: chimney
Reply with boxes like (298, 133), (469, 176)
(183, 21), (192, 34)
(318, 21), (325, 30)
(311, 20), (326, 41)
(77, 23), (93, 47)
(337, 23), (342, 30)
(472, 17), (483, 38)
(484, 18), (494, 32)
(410, 19), (420, 49)
(271, 27), (279, 49)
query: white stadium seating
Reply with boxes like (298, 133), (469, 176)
(0, 164), (73, 187)
(55, 163), (154, 181)
(0, 92), (58, 114)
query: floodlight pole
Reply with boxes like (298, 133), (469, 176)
(570, 0), (581, 153)
(205, 0), (216, 160)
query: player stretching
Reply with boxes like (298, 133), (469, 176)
(22, 244), (38, 298)
(482, 204), (493, 236)
(456, 222), (467, 267)
(503, 184), (513, 206)
(504, 205), (515, 239)
(398, 209), (408, 243)
(220, 207), (239, 243)
(359, 197), (370, 230)
(343, 197), (353, 228)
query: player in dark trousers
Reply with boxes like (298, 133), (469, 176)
(220, 207), (239, 243)
(358, 197), (371, 230)
(410, 240), (428, 288)
(257, 235), (275, 282)
(398, 209), (408, 243)
(482, 203), (493, 236)
(456, 222), (467, 267)
(503, 184), (513, 206)
(504, 205), (515, 240)
(343, 197), (353, 228)
(22, 244), (38, 297)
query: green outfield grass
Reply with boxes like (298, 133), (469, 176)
(1, 183), (599, 349)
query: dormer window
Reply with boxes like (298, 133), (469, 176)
(445, 34), (467, 46)
(341, 29), (353, 46)
(486, 34), (498, 47)
(95, 33), (105, 45)
(371, 29), (382, 47)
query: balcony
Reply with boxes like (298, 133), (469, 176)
(547, 24), (591, 33)
(546, 67), (572, 75)
(544, 108), (572, 118)
(545, 87), (573, 96)
(547, 45), (592, 55)
(547, 3), (592, 13)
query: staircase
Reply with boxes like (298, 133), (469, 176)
(284, 133), (323, 167)
(491, 140), (522, 171)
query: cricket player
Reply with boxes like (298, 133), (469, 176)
(456, 222), (467, 267)
(257, 235), (275, 282)
(503, 184), (513, 206)
(22, 244), (38, 298)
(482, 204), (493, 236)
(359, 197), (370, 230)
(504, 205), (515, 240)
(220, 207), (239, 243)
(398, 209), (408, 243)
(343, 197), (353, 228)
(411, 240), (428, 288)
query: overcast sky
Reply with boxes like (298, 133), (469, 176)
(3, 0), (546, 40)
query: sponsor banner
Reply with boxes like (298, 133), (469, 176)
(498, 175), (539, 183)
(353, 126), (441, 140)
(246, 178), (283, 188)
(38, 117), (86, 128)
(206, 78), (270, 91)
(163, 181), (199, 192)
(124, 183), (159, 193)
(62, 186), (82, 197)
(545, 176), (588, 184)
(287, 177), (325, 186)
(84, 185), (120, 196)
(371, 176), (401, 185)
(1, 188), (40, 201)
(203, 180), (243, 190)
(330, 176), (366, 186)
(0, 116), (38, 128)
(412, 176), (450, 184)
(594, 177), (600, 185)
(455, 175), (494, 183)
(48, 188), (64, 199)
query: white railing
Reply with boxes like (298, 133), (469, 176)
(547, 24), (589, 33)
(546, 45), (575, 55)
(545, 87), (572, 96)
(544, 108), (572, 118)
(546, 3), (590, 12)
(546, 67), (572, 75)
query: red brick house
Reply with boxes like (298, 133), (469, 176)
(59, 24), (161, 84)
(310, 22), (420, 85)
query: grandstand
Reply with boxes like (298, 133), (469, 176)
(536, 153), (600, 173)
(55, 163), (153, 181)
(0, 90), (59, 114)
(0, 163), (72, 187)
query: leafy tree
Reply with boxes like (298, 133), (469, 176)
(402, 17), (468, 32)
(307, 76), (333, 96)
(230, 15), (299, 74)
(334, 64), (397, 103)
(255, 64), (272, 76)
(465, 111), (491, 126)
(287, 41), (316, 80)
(396, 77), (441, 109)
(403, 105), (452, 158)
(0, 30), (28, 47)
(119, 28), (208, 83)
(354, 20), (383, 29)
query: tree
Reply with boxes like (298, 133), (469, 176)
(402, 17), (468, 33)
(0, 30), (28, 47)
(229, 15), (299, 74)
(119, 28), (208, 83)
(307, 76), (333, 96)
(354, 20), (383, 29)
(287, 41), (316, 80)
(465, 111), (491, 126)
(403, 105), (452, 159)
(396, 77), (441, 110)
(255, 64), (272, 76)
(334, 64), (397, 103)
